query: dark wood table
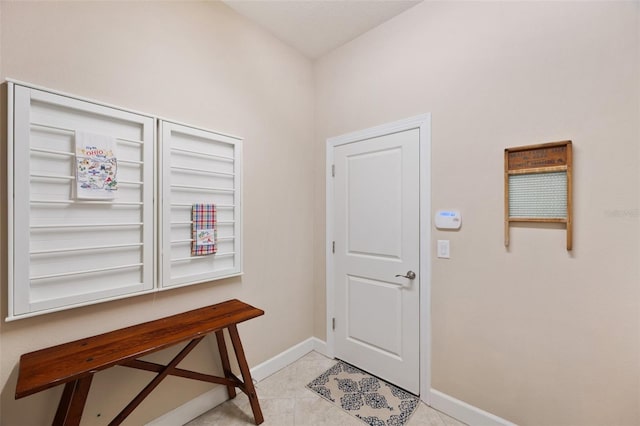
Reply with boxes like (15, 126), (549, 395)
(15, 299), (265, 425)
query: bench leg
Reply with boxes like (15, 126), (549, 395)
(215, 330), (237, 399)
(109, 337), (204, 426)
(228, 324), (264, 425)
(53, 375), (93, 426)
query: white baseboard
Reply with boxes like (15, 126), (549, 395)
(429, 389), (518, 426)
(146, 385), (229, 426)
(311, 336), (328, 356)
(251, 336), (327, 382)
(146, 337), (328, 425)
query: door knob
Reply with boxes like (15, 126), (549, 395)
(395, 271), (416, 280)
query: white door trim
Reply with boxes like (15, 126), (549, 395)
(325, 114), (431, 403)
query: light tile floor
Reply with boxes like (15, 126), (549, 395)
(186, 351), (466, 426)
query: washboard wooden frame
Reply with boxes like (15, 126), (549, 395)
(504, 140), (573, 250)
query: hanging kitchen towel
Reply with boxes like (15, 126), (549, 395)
(192, 203), (217, 256)
(75, 131), (118, 199)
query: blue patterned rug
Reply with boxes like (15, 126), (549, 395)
(306, 360), (419, 426)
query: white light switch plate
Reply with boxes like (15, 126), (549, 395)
(437, 240), (450, 259)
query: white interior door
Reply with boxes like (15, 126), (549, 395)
(333, 127), (420, 394)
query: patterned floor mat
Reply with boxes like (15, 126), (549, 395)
(306, 360), (419, 426)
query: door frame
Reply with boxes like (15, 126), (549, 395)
(325, 114), (431, 403)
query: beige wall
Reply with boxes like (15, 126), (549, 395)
(2, 1), (639, 425)
(315, 1), (639, 425)
(0, 1), (315, 425)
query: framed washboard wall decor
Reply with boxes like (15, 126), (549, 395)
(504, 141), (573, 250)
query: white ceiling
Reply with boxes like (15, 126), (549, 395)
(222, 0), (423, 59)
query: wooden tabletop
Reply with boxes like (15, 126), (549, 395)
(15, 299), (264, 399)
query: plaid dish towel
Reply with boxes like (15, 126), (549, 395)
(191, 204), (217, 256)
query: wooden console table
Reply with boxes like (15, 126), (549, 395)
(15, 299), (265, 426)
